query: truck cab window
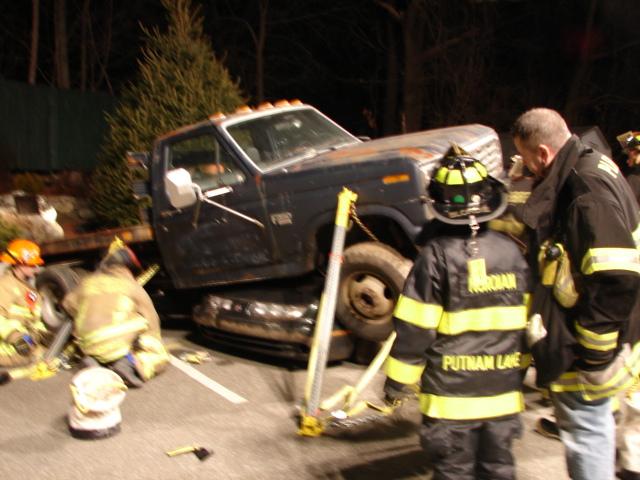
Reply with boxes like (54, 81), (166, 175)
(167, 132), (245, 191)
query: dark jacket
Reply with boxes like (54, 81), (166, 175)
(522, 135), (640, 394)
(384, 227), (530, 420)
(626, 166), (640, 207)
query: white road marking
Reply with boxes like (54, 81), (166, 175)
(169, 355), (247, 404)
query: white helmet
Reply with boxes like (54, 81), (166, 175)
(68, 367), (127, 440)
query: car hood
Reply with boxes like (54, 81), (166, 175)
(285, 123), (503, 176)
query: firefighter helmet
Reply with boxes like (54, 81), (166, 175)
(0, 239), (44, 266)
(617, 131), (640, 151)
(427, 145), (507, 225)
(100, 237), (142, 272)
(68, 366), (127, 439)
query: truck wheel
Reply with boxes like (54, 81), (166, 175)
(36, 266), (85, 332)
(336, 242), (412, 342)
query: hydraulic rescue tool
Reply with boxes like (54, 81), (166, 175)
(298, 189), (404, 437)
(299, 188), (358, 436)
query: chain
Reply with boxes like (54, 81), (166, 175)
(327, 412), (391, 429)
(349, 204), (380, 243)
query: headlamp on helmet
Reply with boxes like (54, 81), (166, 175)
(617, 131), (640, 152)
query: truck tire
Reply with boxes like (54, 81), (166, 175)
(336, 242), (412, 342)
(36, 266), (85, 332)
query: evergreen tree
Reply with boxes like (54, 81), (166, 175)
(91, 0), (244, 227)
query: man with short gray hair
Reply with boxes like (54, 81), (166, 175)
(512, 108), (640, 480)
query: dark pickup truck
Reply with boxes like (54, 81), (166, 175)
(38, 100), (504, 361)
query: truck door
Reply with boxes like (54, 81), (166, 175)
(154, 126), (274, 289)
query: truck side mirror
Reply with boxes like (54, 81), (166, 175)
(165, 168), (197, 209)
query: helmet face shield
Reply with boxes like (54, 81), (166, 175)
(427, 148), (507, 225)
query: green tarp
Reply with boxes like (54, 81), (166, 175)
(0, 79), (115, 171)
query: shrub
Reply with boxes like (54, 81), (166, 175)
(0, 217), (24, 251)
(91, 0), (244, 227)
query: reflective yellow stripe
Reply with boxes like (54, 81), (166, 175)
(524, 293), (531, 310)
(521, 353), (532, 368)
(419, 390), (524, 419)
(0, 317), (26, 340)
(437, 305), (527, 335)
(446, 170), (463, 185)
(581, 248), (640, 275)
(551, 343), (640, 400)
(463, 168), (482, 183)
(384, 356), (424, 385)
(508, 191), (530, 204)
(8, 305), (34, 319)
(78, 317), (148, 349)
(575, 323), (618, 352)
(633, 225), (640, 249)
(393, 295), (442, 329)
(84, 341), (133, 364)
(474, 162), (488, 178)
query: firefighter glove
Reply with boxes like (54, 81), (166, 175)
(526, 313), (547, 348)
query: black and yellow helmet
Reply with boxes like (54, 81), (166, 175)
(427, 144), (507, 225)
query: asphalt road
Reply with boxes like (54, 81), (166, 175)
(0, 327), (568, 480)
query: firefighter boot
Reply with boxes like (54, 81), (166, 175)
(619, 470), (640, 480)
(535, 417), (560, 441)
(109, 354), (144, 388)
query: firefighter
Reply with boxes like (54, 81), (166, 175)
(513, 109), (640, 480)
(383, 146), (531, 480)
(617, 130), (640, 205)
(62, 239), (168, 388)
(0, 239), (46, 383)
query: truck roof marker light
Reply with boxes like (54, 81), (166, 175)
(273, 99), (290, 108)
(257, 102), (274, 110)
(382, 174), (410, 184)
(289, 99), (303, 106)
(209, 112), (226, 121)
(235, 106), (252, 114)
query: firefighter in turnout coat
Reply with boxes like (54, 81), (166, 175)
(0, 239), (46, 376)
(384, 147), (531, 480)
(62, 239), (168, 388)
(513, 109), (640, 480)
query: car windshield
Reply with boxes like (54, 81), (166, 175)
(224, 108), (359, 171)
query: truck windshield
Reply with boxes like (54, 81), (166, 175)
(224, 108), (359, 171)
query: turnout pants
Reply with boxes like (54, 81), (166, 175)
(420, 415), (522, 480)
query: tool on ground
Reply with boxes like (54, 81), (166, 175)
(166, 445), (213, 461)
(177, 350), (212, 364)
(298, 188), (358, 437)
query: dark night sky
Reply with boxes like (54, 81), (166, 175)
(0, 0), (639, 152)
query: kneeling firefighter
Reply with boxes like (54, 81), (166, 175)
(0, 239), (47, 381)
(62, 239), (168, 387)
(383, 146), (531, 480)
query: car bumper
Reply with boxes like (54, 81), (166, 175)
(193, 294), (354, 361)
